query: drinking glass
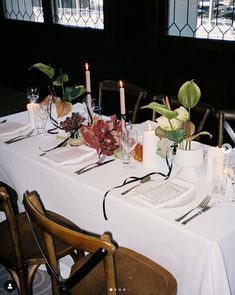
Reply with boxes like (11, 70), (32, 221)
(120, 129), (138, 169)
(225, 167), (235, 205)
(37, 105), (49, 136)
(26, 87), (39, 103)
(211, 156), (228, 203)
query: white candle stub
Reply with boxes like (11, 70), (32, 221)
(206, 146), (224, 182)
(143, 124), (158, 169)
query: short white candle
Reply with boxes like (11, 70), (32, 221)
(27, 102), (39, 129)
(207, 146), (224, 182)
(143, 124), (158, 169)
(85, 63), (93, 117)
(119, 80), (126, 130)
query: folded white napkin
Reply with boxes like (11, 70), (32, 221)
(0, 122), (30, 137)
(133, 178), (196, 208)
(42, 145), (97, 166)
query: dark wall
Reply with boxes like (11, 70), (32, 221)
(0, 0), (234, 118)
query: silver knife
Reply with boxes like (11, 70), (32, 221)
(76, 159), (115, 175)
(182, 206), (211, 225)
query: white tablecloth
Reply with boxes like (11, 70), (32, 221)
(1, 105), (235, 295)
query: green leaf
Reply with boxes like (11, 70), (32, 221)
(29, 63), (55, 79)
(184, 131), (212, 142)
(165, 129), (185, 143)
(141, 102), (178, 120)
(64, 85), (86, 101)
(156, 127), (185, 143)
(53, 74), (69, 86)
(178, 80), (201, 109)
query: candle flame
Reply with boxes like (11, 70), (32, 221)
(85, 63), (89, 71)
(119, 80), (123, 88)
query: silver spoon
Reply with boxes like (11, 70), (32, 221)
(121, 175), (151, 195)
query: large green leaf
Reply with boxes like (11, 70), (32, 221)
(29, 63), (55, 79)
(141, 102), (178, 120)
(156, 127), (185, 143)
(64, 85), (86, 101)
(164, 129), (185, 143)
(178, 80), (201, 109)
(53, 74), (69, 86)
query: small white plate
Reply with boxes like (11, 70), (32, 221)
(133, 177), (196, 209)
(0, 121), (30, 137)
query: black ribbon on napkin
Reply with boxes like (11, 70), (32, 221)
(102, 143), (177, 220)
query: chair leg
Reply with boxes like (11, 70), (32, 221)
(7, 268), (28, 295)
(27, 265), (41, 295)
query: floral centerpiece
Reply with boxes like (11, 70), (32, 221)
(59, 112), (122, 156)
(142, 80), (212, 156)
(80, 116), (122, 156)
(29, 63), (86, 118)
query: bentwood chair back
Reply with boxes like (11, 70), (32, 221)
(98, 80), (147, 123)
(23, 190), (177, 295)
(151, 95), (215, 136)
(0, 181), (19, 214)
(0, 187), (82, 295)
(215, 109), (235, 147)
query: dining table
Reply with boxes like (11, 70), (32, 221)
(0, 103), (235, 295)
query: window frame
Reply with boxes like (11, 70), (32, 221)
(156, 0), (235, 54)
(0, 0), (105, 30)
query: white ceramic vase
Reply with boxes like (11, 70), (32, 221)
(174, 141), (203, 182)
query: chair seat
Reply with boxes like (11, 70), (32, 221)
(70, 247), (176, 295)
(0, 211), (79, 268)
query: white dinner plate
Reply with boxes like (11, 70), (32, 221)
(42, 145), (97, 166)
(0, 121), (30, 137)
(133, 177), (196, 209)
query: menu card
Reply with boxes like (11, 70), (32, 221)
(133, 178), (196, 208)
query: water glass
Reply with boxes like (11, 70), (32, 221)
(35, 105), (49, 136)
(212, 156), (228, 202)
(26, 87), (39, 103)
(120, 130), (137, 169)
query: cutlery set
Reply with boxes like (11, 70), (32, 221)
(175, 195), (212, 225)
(4, 129), (35, 144)
(74, 155), (115, 175)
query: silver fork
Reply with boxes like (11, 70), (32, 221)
(175, 195), (211, 222)
(4, 129), (35, 144)
(74, 155), (106, 174)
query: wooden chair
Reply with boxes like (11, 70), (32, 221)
(23, 190), (177, 295)
(151, 95), (215, 135)
(215, 109), (235, 147)
(0, 187), (83, 295)
(98, 80), (147, 123)
(0, 181), (19, 214)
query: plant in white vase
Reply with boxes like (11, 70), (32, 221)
(142, 79), (212, 181)
(29, 63), (86, 118)
(142, 80), (212, 153)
